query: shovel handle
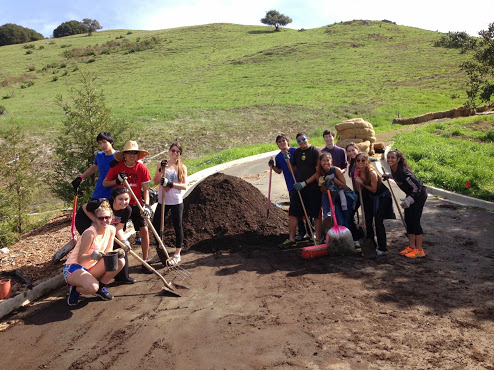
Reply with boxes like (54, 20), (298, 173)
(326, 190), (338, 227)
(267, 159), (273, 217)
(382, 168), (407, 230)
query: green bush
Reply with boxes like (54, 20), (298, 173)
(434, 31), (471, 49)
(0, 23), (44, 46)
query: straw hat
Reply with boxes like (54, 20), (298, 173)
(114, 140), (149, 162)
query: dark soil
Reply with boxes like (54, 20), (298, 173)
(162, 173), (288, 252)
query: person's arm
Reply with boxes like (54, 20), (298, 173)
(76, 231), (97, 264)
(172, 166), (188, 191)
(82, 203), (97, 223)
(153, 163), (162, 185)
(334, 167), (347, 189)
(115, 223), (126, 241)
(142, 182), (150, 205)
(103, 168), (117, 187)
(80, 164), (98, 179)
(105, 227), (116, 253)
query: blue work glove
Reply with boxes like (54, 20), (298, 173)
(293, 181), (307, 191)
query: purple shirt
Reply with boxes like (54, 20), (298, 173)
(321, 145), (347, 170)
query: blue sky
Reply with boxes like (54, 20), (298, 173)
(1, 0), (492, 38)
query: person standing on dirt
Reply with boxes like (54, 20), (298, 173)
(316, 152), (354, 229)
(270, 134), (311, 241)
(103, 141), (152, 269)
(71, 132), (118, 200)
(346, 142), (363, 246)
(75, 187), (135, 284)
(64, 201), (125, 306)
(149, 142), (188, 266)
(321, 129), (347, 171)
(385, 149), (427, 258)
(279, 132), (322, 249)
(354, 152), (395, 256)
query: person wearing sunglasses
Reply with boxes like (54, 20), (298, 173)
(104, 140), (152, 271)
(354, 152), (395, 256)
(385, 149), (427, 258)
(74, 187), (135, 284)
(64, 201), (125, 306)
(149, 142), (188, 266)
(321, 129), (348, 171)
(279, 132), (322, 249)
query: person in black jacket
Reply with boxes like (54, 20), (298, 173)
(385, 149), (427, 258)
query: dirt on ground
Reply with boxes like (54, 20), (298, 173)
(1, 173), (494, 369)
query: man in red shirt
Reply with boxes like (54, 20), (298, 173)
(104, 141), (152, 266)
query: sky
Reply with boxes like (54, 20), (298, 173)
(1, 0), (492, 38)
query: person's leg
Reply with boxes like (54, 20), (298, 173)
(114, 252), (133, 282)
(89, 257), (125, 284)
(170, 203), (184, 259)
(289, 215), (298, 240)
(66, 267), (99, 295)
(321, 192), (331, 219)
(140, 226), (150, 260)
(375, 197), (391, 252)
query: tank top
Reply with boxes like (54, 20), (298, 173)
(158, 167), (185, 206)
(65, 225), (115, 269)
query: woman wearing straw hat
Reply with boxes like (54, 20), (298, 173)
(104, 140), (152, 270)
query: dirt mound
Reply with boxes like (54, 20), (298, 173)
(163, 173), (287, 252)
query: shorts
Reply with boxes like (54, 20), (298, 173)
(130, 205), (148, 229)
(63, 263), (88, 282)
(289, 187), (322, 219)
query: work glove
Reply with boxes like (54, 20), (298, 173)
(120, 239), (131, 252)
(400, 196), (415, 209)
(141, 204), (153, 218)
(293, 181), (307, 191)
(116, 172), (126, 185)
(160, 177), (173, 188)
(114, 248), (125, 259)
(382, 173), (392, 181)
(283, 152), (290, 160)
(318, 176), (325, 187)
(91, 250), (103, 261)
(268, 159), (274, 167)
(158, 160), (168, 172)
(109, 159), (119, 168)
(71, 176), (83, 189)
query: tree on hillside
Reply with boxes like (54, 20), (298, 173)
(53, 20), (88, 38)
(261, 10), (292, 32)
(461, 22), (494, 108)
(82, 18), (102, 36)
(0, 23), (44, 46)
(0, 121), (36, 240)
(53, 70), (128, 204)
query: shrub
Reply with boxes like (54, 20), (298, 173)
(0, 23), (44, 46)
(434, 31), (471, 49)
(25, 50), (33, 54)
(23, 44), (35, 49)
(27, 64), (36, 71)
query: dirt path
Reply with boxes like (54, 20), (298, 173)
(1, 174), (493, 369)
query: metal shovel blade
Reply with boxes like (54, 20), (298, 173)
(326, 225), (354, 256)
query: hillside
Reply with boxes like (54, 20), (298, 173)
(0, 21), (469, 158)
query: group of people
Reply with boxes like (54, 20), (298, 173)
(64, 132), (188, 306)
(272, 130), (427, 259)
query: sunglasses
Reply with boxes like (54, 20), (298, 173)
(170, 149), (181, 153)
(125, 151), (139, 155)
(356, 158), (366, 162)
(297, 137), (307, 143)
(97, 216), (112, 221)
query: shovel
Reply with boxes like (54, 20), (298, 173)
(114, 239), (181, 297)
(52, 186), (78, 264)
(326, 190), (355, 255)
(382, 168), (407, 231)
(266, 158), (273, 219)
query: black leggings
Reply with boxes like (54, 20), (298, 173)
(152, 203), (184, 249)
(363, 195), (391, 251)
(405, 189), (427, 235)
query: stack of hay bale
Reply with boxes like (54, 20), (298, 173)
(335, 118), (376, 155)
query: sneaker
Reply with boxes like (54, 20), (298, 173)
(168, 254), (181, 266)
(376, 249), (388, 256)
(405, 248), (425, 258)
(94, 286), (113, 301)
(400, 246), (414, 255)
(145, 254), (160, 264)
(295, 234), (305, 241)
(278, 239), (296, 249)
(67, 286), (80, 306)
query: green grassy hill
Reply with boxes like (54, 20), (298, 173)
(1, 21), (469, 158)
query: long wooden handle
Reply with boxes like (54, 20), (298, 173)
(160, 165), (166, 238)
(382, 168), (407, 230)
(114, 238), (174, 290)
(122, 178), (170, 259)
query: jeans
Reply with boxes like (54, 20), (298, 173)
(322, 192), (353, 229)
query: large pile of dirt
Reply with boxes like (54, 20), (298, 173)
(162, 173), (288, 252)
